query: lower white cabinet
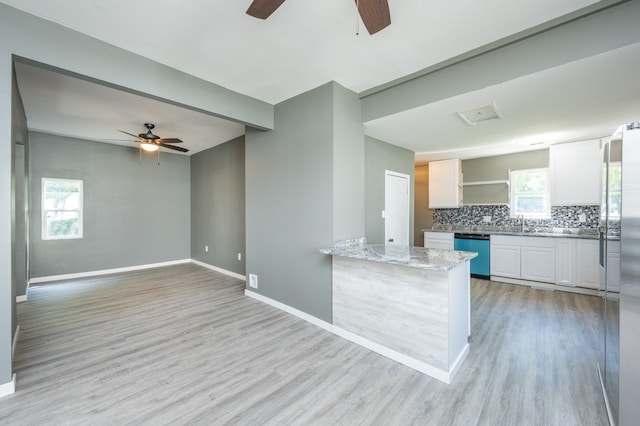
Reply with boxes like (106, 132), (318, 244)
(490, 244), (520, 278)
(491, 235), (556, 284)
(555, 238), (599, 289)
(424, 231), (454, 250)
(555, 239), (576, 286)
(575, 240), (599, 289)
(606, 241), (621, 292)
(521, 246), (556, 283)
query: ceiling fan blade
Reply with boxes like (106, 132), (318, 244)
(119, 130), (142, 140)
(246, 0), (286, 19)
(159, 143), (189, 153)
(158, 138), (183, 144)
(356, 0), (391, 35)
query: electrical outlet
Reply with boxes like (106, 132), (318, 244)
(237, 253), (242, 261)
(381, 210), (385, 219)
(249, 274), (258, 289)
(579, 213), (586, 222)
(205, 245), (209, 252)
(483, 216), (492, 223)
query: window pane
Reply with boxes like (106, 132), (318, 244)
(42, 178), (83, 240)
(515, 172), (547, 193)
(516, 196), (546, 214)
(609, 192), (622, 217)
(609, 164), (622, 191)
(45, 211), (81, 237)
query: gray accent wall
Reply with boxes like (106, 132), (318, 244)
(414, 164), (432, 247)
(191, 136), (245, 276)
(365, 136), (415, 245)
(332, 85), (365, 241)
(246, 82), (364, 323)
(29, 133), (190, 278)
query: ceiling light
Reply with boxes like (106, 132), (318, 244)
(141, 142), (159, 152)
(457, 103), (501, 126)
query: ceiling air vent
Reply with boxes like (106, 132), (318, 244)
(457, 103), (500, 126)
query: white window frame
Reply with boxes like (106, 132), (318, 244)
(510, 168), (551, 219)
(41, 177), (83, 240)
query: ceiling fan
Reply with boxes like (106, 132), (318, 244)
(246, 0), (391, 35)
(119, 123), (188, 153)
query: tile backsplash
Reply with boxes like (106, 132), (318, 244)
(433, 205), (601, 229)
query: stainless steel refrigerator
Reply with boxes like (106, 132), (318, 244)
(599, 121), (640, 426)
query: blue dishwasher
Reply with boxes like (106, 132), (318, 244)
(454, 233), (490, 279)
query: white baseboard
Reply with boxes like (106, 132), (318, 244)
(244, 290), (463, 383)
(16, 294), (27, 303)
(0, 375), (16, 398)
(29, 259), (192, 284)
(244, 290), (332, 332)
(191, 260), (246, 281)
(490, 276), (600, 296)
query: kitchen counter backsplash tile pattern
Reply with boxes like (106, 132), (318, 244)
(433, 205), (601, 229)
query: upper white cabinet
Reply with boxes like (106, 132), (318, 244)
(549, 140), (601, 206)
(429, 159), (462, 208)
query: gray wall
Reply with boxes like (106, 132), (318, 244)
(332, 84), (365, 241)
(414, 164), (432, 247)
(365, 136), (415, 245)
(191, 136), (245, 275)
(246, 82), (364, 323)
(29, 133), (190, 278)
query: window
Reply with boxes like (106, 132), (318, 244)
(510, 168), (550, 218)
(602, 162), (621, 219)
(42, 178), (83, 240)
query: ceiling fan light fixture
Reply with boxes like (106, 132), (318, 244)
(141, 142), (159, 152)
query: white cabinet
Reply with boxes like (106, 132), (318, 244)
(491, 235), (556, 284)
(424, 231), (454, 250)
(521, 246), (556, 283)
(606, 240), (621, 292)
(555, 238), (576, 286)
(429, 159), (462, 208)
(575, 239), (599, 289)
(490, 243), (520, 278)
(555, 238), (599, 289)
(550, 140), (601, 206)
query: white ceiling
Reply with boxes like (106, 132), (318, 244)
(5, 0), (640, 161)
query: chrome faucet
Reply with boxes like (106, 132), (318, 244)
(517, 214), (525, 232)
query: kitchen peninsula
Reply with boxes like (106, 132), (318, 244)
(321, 240), (477, 383)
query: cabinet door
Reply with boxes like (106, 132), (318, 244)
(423, 232), (454, 250)
(427, 240), (455, 250)
(550, 140), (601, 206)
(490, 244), (520, 278)
(555, 239), (576, 286)
(428, 159), (462, 208)
(521, 246), (556, 283)
(607, 249), (621, 292)
(575, 239), (600, 289)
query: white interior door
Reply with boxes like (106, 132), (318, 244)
(385, 170), (410, 246)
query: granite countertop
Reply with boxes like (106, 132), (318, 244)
(320, 244), (477, 272)
(423, 226), (602, 240)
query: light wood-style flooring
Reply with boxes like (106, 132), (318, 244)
(1, 264), (607, 425)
